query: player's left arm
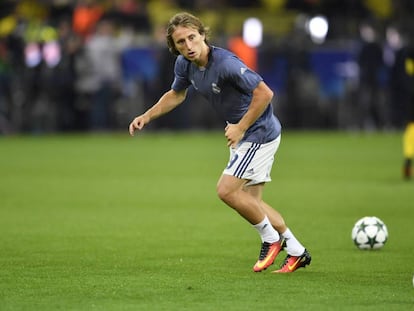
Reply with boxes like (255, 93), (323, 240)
(225, 81), (273, 147)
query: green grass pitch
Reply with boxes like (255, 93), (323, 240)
(0, 131), (413, 310)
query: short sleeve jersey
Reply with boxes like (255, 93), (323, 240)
(171, 46), (281, 144)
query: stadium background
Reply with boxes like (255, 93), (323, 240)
(0, 0), (413, 134)
(1, 2), (414, 310)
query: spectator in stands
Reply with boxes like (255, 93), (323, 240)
(75, 19), (125, 130)
(53, 18), (82, 131)
(72, 0), (104, 40)
(356, 22), (388, 130)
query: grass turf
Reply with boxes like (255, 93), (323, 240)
(0, 131), (413, 310)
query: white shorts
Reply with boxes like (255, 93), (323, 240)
(223, 135), (281, 186)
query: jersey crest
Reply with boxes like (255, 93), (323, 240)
(211, 83), (221, 94)
(190, 79), (198, 90)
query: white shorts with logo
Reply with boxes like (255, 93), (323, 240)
(223, 135), (281, 186)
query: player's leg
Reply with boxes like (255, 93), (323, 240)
(263, 200), (311, 273)
(243, 183), (286, 233)
(216, 174), (267, 225)
(403, 122), (414, 179)
(218, 139), (287, 272)
(218, 139), (282, 227)
(236, 139), (312, 274)
(244, 184), (307, 256)
(216, 174), (284, 272)
(258, 197), (311, 272)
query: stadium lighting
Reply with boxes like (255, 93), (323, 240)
(24, 43), (42, 67)
(243, 17), (263, 48)
(307, 15), (329, 44)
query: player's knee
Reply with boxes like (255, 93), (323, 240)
(216, 183), (235, 205)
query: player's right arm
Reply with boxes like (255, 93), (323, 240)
(129, 88), (187, 136)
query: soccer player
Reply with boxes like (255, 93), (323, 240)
(129, 12), (311, 273)
(403, 43), (414, 179)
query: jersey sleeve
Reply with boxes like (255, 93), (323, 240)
(222, 55), (263, 93)
(171, 55), (191, 91)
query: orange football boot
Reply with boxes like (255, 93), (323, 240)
(253, 239), (285, 272)
(272, 249), (311, 273)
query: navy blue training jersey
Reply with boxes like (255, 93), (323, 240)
(171, 46), (281, 144)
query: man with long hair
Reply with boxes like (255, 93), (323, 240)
(129, 12), (311, 273)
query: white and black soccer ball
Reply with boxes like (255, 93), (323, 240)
(351, 216), (388, 250)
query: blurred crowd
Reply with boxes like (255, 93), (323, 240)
(0, 0), (413, 134)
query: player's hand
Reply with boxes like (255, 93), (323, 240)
(224, 123), (245, 147)
(129, 115), (148, 136)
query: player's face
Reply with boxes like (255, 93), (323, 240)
(172, 25), (208, 66)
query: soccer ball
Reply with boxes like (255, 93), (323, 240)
(351, 216), (388, 250)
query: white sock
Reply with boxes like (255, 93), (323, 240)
(281, 228), (305, 256)
(253, 216), (280, 243)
